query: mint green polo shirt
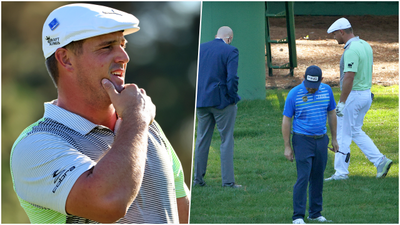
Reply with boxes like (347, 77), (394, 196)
(343, 37), (373, 90)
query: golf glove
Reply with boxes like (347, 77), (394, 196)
(336, 102), (345, 117)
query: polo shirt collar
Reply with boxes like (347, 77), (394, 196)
(344, 36), (360, 49)
(43, 100), (109, 135)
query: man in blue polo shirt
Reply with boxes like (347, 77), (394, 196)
(282, 65), (339, 224)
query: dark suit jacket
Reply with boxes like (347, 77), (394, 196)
(197, 38), (241, 109)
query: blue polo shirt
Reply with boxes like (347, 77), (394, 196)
(283, 82), (336, 136)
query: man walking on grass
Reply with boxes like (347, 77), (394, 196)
(193, 26), (241, 188)
(282, 65), (338, 224)
(325, 17), (392, 181)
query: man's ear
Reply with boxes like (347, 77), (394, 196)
(54, 48), (73, 72)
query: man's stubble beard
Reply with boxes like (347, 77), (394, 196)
(76, 73), (113, 111)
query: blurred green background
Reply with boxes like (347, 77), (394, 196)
(2, 1), (200, 223)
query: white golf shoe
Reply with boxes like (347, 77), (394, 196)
(324, 174), (348, 181)
(293, 218), (306, 224)
(307, 216), (332, 222)
(376, 156), (393, 178)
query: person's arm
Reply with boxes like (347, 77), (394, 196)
(339, 71), (355, 103)
(177, 196), (189, 223)
(65, 79), (156, 223)
(226, 48), (240, 102)
(327, 109), (339, 152)
(282, 115), (294, 162)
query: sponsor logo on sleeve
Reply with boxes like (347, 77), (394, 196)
(347, 62), (354, 68)
(52, 166), (76, 193)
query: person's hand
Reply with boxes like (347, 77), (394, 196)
(331, 138), (339, 153)
(336, 101), (345, 117)
(284, 146), (294, 162)
(102, 79), (155, 125)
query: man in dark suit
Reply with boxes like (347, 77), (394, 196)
(193, 26), (241, 188)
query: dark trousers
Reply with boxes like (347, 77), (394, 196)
(292, 133), (329, 220)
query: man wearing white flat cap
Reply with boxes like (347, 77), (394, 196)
(10, 3), (189, 223)
(325, 17), (392, 181)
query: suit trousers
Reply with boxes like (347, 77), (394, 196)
(334, 90), (384, 176)
(292, 133), (329, 220)
(194, 104), (237, 186)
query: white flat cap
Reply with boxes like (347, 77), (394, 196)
(327, 18), (351, 34)
(42, 3), (140, 59)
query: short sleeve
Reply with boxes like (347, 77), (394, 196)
(153, 122), (188, 198)
(11, 132), (96, 215)
(169, 145), (188, 198)
(327, 86), (337, 112)
(283, 88), (296, 118)
(343, 49), (359, 73)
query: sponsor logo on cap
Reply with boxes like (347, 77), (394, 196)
(48, 18), (60, 31)
(102, 9), (122, 16)
(45, 36), (60, 46)
(306, 75), (319, 82)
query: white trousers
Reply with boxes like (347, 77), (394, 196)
(334, 89), (384, 176)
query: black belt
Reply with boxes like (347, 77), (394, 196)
(293, 132), (325, 139)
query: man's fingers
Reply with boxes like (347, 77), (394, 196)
(284, 153), (294, 162)
(101, 80), (155, 125)
(328, 146), (338, 153)
(102, 79), (119, 98)
(333, 144), (339, 153)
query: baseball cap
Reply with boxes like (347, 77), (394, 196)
(327, 17), (351, 34)
(42, 3), (140, 59)
(303, 65), (322, 89)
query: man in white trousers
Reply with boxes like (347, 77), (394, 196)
(325, 17), (393, 181)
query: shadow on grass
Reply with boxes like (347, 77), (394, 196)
(190, 175), (398, 224)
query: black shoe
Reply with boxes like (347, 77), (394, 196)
(222, 183), (242, 188)
(193, 181), (206, 187)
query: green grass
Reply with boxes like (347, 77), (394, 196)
(189, 85), (399, 223)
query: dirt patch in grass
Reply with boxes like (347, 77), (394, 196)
(265, 15), (399, 89)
